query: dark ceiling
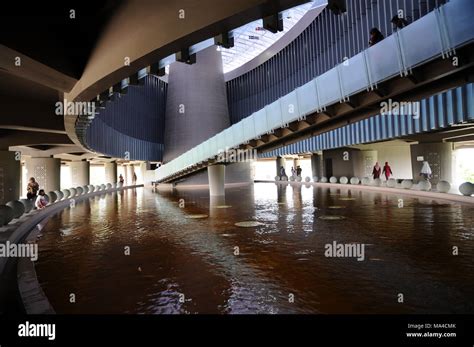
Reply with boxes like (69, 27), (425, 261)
(0, 1), (124, 79)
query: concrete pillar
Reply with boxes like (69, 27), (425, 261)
(293, 158), (301, 169)
(276, 156), (286, 177)
(105, 161), (118, 184)
(310, 153), (322, 178)
(208, 164), (225, 196)
(24, 157), (60, 192)
(127, 164), (135, 185)
(123, 164), (128, 185)
(0, 151), (21, 204)
(410, 143), (453, 184)
(70, 160), (90, 187)
(163, 46), (230, 162)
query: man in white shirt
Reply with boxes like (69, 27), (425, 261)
(35, 190), (48, 209)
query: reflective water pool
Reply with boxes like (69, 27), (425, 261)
(35, 183), (474, 314)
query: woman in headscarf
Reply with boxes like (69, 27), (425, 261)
(369, 28), (384, 46)
(372, 162), (381, 179)
(382, 162), (393, 180)
(420, 161), (432, 181)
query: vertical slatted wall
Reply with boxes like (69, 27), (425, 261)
(85, 75), (167, 161)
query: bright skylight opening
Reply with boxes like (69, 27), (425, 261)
(221, 3), (313, 74)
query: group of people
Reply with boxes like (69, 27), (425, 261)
(279, 165), (303, 179)
(372, 162), (393, 180)
(369, 15), (409, 47)
(372, 161), (432, 181)
(117, 172), (136, 185)
(26, 177), (48, 209)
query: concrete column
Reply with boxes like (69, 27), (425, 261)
(276, 156), (286, 177)
(24, 157), (60, 192)
(70, 160), (90, 187)
(310, 153), (322, 178)
(105, 161), (118, 184)
(163, 45), (230, 162)
(127, 164), (135, 185)
(410, 143), (453, 184)
(208, 164), (225, 196)
(0, 151), (21, 204)
(123, 164), (128, 184)
(293, 158), (301, 169)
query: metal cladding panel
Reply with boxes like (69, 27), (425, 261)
(254, 109), (268, 137)
(265, 100), (283, 130)
(260, 83), (474, 158)
(281, 91), (301, 123)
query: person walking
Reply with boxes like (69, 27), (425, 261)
(132, 172), (137, 184)
(382, 162), (393, 180)
(279, 166), (286, 178)
(119, 174), (125, 184)
(296, 166), (302, 177)
(291, 167), (296, 177)
(27, 177), (39, 200)
(391, 15), (409, 30)
(369, 28), (384, 46)
(372, 162), (381, 179)
(420, 161), (432, 181)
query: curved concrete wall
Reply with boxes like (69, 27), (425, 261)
(85, 76), (167, 161)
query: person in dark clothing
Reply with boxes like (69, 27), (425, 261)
(391, 15), (409, 30)
(279, 166), (286, 178)
(369, 28), (384, 46)
(27, 177), (39, 200)
(296, 166), (302, 177)
(382, 162), (393, 180)
(372, 162), (381, 179)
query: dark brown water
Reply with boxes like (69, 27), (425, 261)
(34, 183), (474, 314)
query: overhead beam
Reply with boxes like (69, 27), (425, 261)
(0, 44), (77, 92)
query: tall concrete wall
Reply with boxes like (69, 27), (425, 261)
(0, 151), (21, 204)
(104, 161), (118, 184)
(322, 148), (361, 178)
(24, 157), (61, 193)
(70, 161), (90, 187)
(376, 145), (412, 179)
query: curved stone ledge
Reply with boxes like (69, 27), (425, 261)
(0, 184), (143, 314)
(270, 180), (474, 205)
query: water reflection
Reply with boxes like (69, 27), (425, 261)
(34, 184), (474, 314)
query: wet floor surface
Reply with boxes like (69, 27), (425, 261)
(34, 183), (474, 314)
